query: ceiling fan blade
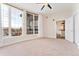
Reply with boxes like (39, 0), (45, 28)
(47, 4), (52, 9)
(41, 5), (45, 10)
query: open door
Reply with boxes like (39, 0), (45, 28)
(56, 20), (65, 39)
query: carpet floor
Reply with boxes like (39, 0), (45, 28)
(0, 38), (79, 56)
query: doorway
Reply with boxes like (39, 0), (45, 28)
(56, 20), (65, 39)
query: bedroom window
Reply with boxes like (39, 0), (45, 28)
(26, 13), (38, 34)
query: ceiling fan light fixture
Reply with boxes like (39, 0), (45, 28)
(41, 3), (52, 11)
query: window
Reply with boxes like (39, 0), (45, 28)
(1, 4), (23, 36)
(27, 13), (33, 34)
(11, 7), (22, 36)
(34, 15), (38, 34)
(26, 13), (38, 34)
(1, 4), (9, 36)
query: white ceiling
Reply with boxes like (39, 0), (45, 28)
(9, 3), (76, 19)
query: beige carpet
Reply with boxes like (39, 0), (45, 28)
(0, 38), (79, 56)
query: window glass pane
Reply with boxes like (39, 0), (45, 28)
(34, 16), (38, 34)
(11, 7), (22, 36)
(1, 4), (9, 36)
(27, 13), (33, 34)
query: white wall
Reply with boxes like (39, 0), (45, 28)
(65, 16), (74, 43)
(43, 17), (56, 38)
(65, 11), (79, 48)
(38, 14), (44, 37)
(73, 4), (79, 48)
(43, 16), (66, 38)
(43, 14), (75, 43)
(44, 11), (71, 39)
(75, 13), (79, 48)
(42, 4), (79, 48)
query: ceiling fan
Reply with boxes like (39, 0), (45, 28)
(36, 3), (52, 10)
(41, 3), (52, 10)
